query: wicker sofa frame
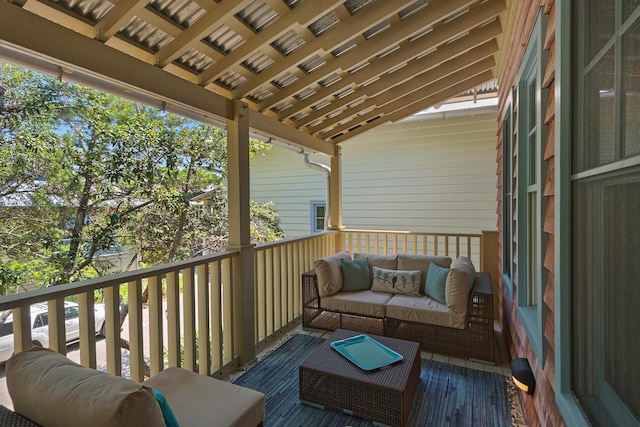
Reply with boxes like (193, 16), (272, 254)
(302, 269), (495, 363)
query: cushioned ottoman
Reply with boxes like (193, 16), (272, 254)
(145, 367), (264, 427)
(6, 348), (265, 427)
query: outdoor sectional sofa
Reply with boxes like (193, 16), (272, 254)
(4, 347), (264, 427)
(303, 252), (494, 363)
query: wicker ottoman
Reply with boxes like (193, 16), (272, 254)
(299, 329), (420, 427)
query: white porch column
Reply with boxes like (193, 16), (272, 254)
(226, 100), (255, 367)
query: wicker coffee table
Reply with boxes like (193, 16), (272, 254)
(299, 329), (420, 427)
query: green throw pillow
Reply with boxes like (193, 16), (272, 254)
(424, 262), (449, 304)
(340, 258), (371, 291)
(153, 389), (180, 427)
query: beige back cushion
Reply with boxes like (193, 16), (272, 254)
(397, 253), (452, 288)
(445, 256), (476, 315)
(315, 251), (351, 297)
(6, 348), (165, 427)
(354, 252), (398, 282)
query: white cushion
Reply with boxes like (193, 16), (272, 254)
(445, 256), (476, 315)
(320, 290), (392, 317)
(145, 367), (265, 427)
(315, 251), (351, 297)
(385, 294), (466, 329)
(6, 348), (165, 427)
(397, 254), (452, 289)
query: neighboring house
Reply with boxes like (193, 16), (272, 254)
(251, 110), (499, 237)
(496, 2), (639, 426)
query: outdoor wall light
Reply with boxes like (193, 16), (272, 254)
(511, 358), (535, 395)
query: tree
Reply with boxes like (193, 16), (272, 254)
(0, 63), (280, 292)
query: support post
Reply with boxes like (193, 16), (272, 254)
(226, 100), (256, 367)
(481, 230), (499, 318)
(329, 145), (344, 252)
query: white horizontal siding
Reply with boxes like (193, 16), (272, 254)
(250, 112), (498, 237)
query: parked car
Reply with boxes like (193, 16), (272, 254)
(0, 301), (106, 363)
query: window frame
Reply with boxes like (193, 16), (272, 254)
(310, 200), (326, 233)
(501, 97), (515, 300)
(515, 7), (548, 365)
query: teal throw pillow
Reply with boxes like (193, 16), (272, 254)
(424, 263), (449, 304)
(340, 258), (371, 291)
(153, 389), (180, 427)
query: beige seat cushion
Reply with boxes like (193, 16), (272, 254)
(320, 290), (392, 317)
(445, 256), (476, 315)
(145, 367), (265, 427)
(385, 294), (466, 329)
(6, 348), (165, 427)
(397, 254), (452, 288)
(315, 251), (351, 297)
(354, 252), (398, 282)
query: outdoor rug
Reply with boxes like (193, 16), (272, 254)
(233, 334), (512, 426)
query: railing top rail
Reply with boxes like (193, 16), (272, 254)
(0, 249), (240, 311)
(341, 229), (484, 238)
(254, 230), (337, 251)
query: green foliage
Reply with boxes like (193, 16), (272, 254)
(0, 63), (278, 291)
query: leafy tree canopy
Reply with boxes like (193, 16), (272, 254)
(0, 63), (281, 293)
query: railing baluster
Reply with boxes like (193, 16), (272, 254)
(78, 291), (96, 369)
(166, 271), (180, 368)
(148, 275), (163, 376)
(222, 257), (233, 365)
(266, 248), (274, 336)
(12, 305), (31, 355)
(256, 250), (266, 342)
(47, 298), (66, 355)
(197, 263), (210, 375)
(210, 261), (222, 372)
(182, 268), (195, 371)
(104, 285), (122, 376)
(128, 279), (144, 382)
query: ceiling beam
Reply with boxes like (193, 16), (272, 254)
(232, 0), (416, 99)
(198, 0), (344, 87)
(282, 17), (503, 123)
(257, 0), (478, 111)
(94, 0), (147, 41)
(310, 46), (496, 134)
(330, 70), (494, 144)
(247, 110), (333, 156)
(297, 36), (498, 129)
(323, 62), (494, 141)
(155, 0), (251, 67)
(0, 2), (233, 119)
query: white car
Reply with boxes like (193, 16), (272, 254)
(0, 301), (106, 363)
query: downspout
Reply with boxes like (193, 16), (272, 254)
(303, 152), (331, 230)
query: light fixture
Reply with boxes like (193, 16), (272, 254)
(510, 358), (535, 395)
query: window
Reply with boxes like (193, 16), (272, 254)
(515, 8), (548, 363)
(502, 100), (515, 299)
(571, 2), (640, 425)
(64, 306), (79, 320)
(0, 322), (13, 338)
(310, 200), (326, 233)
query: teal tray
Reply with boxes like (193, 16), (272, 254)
(330, 334), (403, 370)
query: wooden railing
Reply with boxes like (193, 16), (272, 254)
(341, 229), (489, 269)
(253, 231), (337, 351)
(0, 228), (496, 382)
(0, 251), (244, 380)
